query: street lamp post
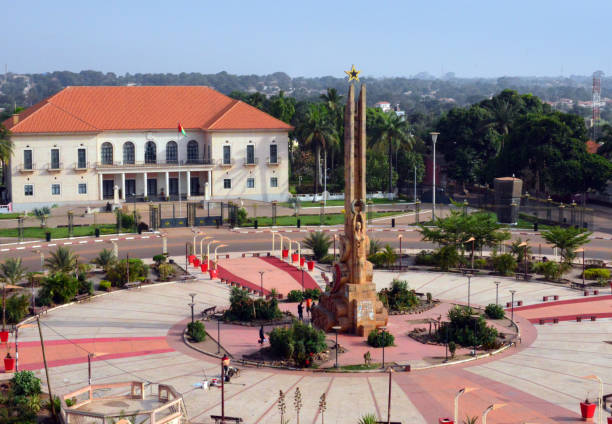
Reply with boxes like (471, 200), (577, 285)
(199, 235), (211, 258)
(482, 404), (505, 424)
(217, 317), (221, 354)
(466, 237), (475, 270)
(333, 234), (337, 262)
(509, 290), (517, 324)
(577, 248), (585, 286)
(188, 303), (195, 324)
(454, 387), (476, 424)
(387, 368), (394, 424)
(582, 375), (603, 424)
(494, 282), (500, 306)
(429, 132), (439, 221)
(259, 271), (265, 297)
(380, 326), (387, 369)
(466, 273), (472, 309)
(332, 326), (341, 368)
(398, 234), (403, 271)
(214, 244), (228, 268)
(206, 240), (219, 269)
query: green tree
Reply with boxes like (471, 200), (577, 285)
(302, 231), (331, 261)
(38, 273), (78, 306)
(0, 124), (14, 186)
(540, 226), (591, 264)
(268, 91), (296, 124)
(0, 257), (26, 330)
(45, 246), (78, 274)
(91, 248), (116, 270)
(368, 108), (413, 195)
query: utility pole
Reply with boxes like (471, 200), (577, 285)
(37, 317), (58, 423)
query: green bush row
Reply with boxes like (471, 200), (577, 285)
(286, 288), (321, 303)
(367, 329), (395, 348)
(583, 268), (610, 280)
(269, 320), (327, 367)
(187, 321), (206, 342)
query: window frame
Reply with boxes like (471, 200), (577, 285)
(270, 177), (278, 188)
(223, 145), (231, 165)
(78, 183), (87, 194)
(247, 177), (255, 188)
(101, 142), (113, 165)
(223, 178), (231, 189)
(51, 183), (61, 195)
(24, 184), (34, 196)
(77, 148), (87, 168)
(246, 144), (255, 164)
(166, 140), (178, 164)
(144, 141), (157, 164)
(23, 149), (33, 170)
(123, 142), (135, 164)
(187, 140), (199, 163)
(269, 144), (278, 164)
(50, 148), (60, 169)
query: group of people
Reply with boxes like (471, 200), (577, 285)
(297, 297), (315, 321)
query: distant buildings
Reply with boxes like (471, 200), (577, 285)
(374, 101), (405, 119)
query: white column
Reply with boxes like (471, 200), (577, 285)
(206, 170), (212, 199)
(121, 173), (126, 200)
(165, 171), (169, 198)
(143, 172), (148, 197)
(186, 170), (191, 199)
(99, 174), (104, 200)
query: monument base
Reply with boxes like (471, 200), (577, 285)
(313, 282), (388, 336)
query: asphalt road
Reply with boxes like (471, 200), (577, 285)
(3, 224), (611, 272)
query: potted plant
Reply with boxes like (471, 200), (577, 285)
(580, 397), (596, 420)
(4, 351), (15, 371)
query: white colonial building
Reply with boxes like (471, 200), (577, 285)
(2, 86), (291, 210)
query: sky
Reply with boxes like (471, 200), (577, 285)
(4, 0), (612, 78)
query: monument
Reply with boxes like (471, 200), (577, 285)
(312, 78), (388, 336)
(494, 177), (523, 224)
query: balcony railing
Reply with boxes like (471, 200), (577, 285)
(18, 163), (36, 173)
(244, 157), (259, 166)
(218, 158), (234, 167)
(74, 161), (89, 171)
(95, 159), (213, 169)
(267, 157), (281, 166)
(47, 163), (63, 172)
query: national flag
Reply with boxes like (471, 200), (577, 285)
(178, 123), (187, 136)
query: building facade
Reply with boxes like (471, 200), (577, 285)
(3, 86), (292, 210)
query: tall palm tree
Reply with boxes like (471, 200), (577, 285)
(45, 246), (79, 273)
(299, 104), (339, 198)
(320, 89), (344, 188)
(369, 110), (413, 196)
(0, 124), (14, 186)
(0, 257), (26, 330)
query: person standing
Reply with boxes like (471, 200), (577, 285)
(297, 302), (304, 321)
(306, 297), (312, 318)
(259, 325), (265, 345)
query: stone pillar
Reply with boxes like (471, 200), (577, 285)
(99, 174), (104, 200)
(186, 170), (191, 199)
(143, 172), (148, 197)
(121, 173), (126, 200)
(165, 172), (169, 199)
(206, 170), (212, 199)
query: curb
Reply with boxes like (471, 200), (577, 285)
(0, 232), (161, 253)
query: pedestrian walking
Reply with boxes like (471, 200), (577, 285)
(306, 297), (312, 317)
(297, 302), (304, 321)
(259, 325), (265, 345)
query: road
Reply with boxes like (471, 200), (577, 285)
(3, 223), (611, 272)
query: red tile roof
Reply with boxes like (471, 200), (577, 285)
(3, 86), (293, 134)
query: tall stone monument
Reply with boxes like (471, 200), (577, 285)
(312, 84), (388, 336)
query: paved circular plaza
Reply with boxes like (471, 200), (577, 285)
(9, 261), (612, 423)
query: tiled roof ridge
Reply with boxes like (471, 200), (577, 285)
(204, 99), (241, 129)
(46, 92), (101, 131)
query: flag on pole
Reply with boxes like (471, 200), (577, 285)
(178, 123), (186, 136)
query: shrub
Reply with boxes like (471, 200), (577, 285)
(304, 288), (321, 300)
(105, 258), (148, 288)
(484, 304), (505, 319)
(119, 212), (137, 229)
(533, 261), (565, 281)
(492, 254), (517, 276)
(415, 250), (437, 266)
(437, 306), (499, 350)
(11, 371), (41, 397)
(37, 273), (79, 306)
(224, 286), (282, 321)
(137, 222), (149, 233)
(0, 294), (30, 324)
(158, 263), (175, 281)
(92, 248), (116, 270)
(153, 254), (167, 265)
(378, 279), (419, 312)
(358, 414), (378, 424)
(583, 268), (610, 280)
(269, 320), (327, 367)
(369, 238), (382, 256)
(368, 252), (387, 268)
(287, 290), (304, 302)
(303, 231), (331, 261)
(77, 274), (94, 295)
(187, 321), (206, 342)
(367, 329), (394, 348)
(473, 258), (488, 269)
(434, 245), (460, 271)
(236, 208), (248, 225)
(99, 280), (112, 291)
(448, 341), (457, 358)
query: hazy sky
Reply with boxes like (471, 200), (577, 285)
(5, 0), (611, 78)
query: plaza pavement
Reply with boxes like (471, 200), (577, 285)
(6, 265), (611, 423)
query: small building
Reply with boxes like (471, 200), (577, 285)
(2, 86), (293, 210)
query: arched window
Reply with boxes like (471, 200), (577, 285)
(166, 141), (178, 163)
(145, 141), (156, 164)
(101, 142), (113, 165)
(187, 140), (199, 163)
(123, 142), (135, 164)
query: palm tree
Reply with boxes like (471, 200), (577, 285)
(320, 88), (345, 182)
(302, 231), (331, 261)
(45, 246), (78, 274)
(0, 257), (26, 330)
(369, 110), (413, 196)
(91, 248), (116, 270)
(0, 124), (14, 186)
(540, 226), (591, 264)
(299, 104), (339, 198)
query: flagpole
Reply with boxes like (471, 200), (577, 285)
(178, 123), (182, 218)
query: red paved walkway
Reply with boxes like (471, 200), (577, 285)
(507, 295), (612, 323)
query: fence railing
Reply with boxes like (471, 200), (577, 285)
(95, 159), (213, 168)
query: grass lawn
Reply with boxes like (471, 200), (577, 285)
(279, 198), (411, 208)
(0, 213), (25, 220)
(240, 211), (401, 227)
(339, 363), (382, 371)
(0, 224), (134, 239)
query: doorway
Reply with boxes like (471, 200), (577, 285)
(169, 178), (179, 196)
(190, 177), (200, 196)
(147, 178), (158, 196)
(102, 180), (114, 199)
(126, 179), (136, 197)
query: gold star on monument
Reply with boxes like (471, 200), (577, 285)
(345, 65), (361, 82)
